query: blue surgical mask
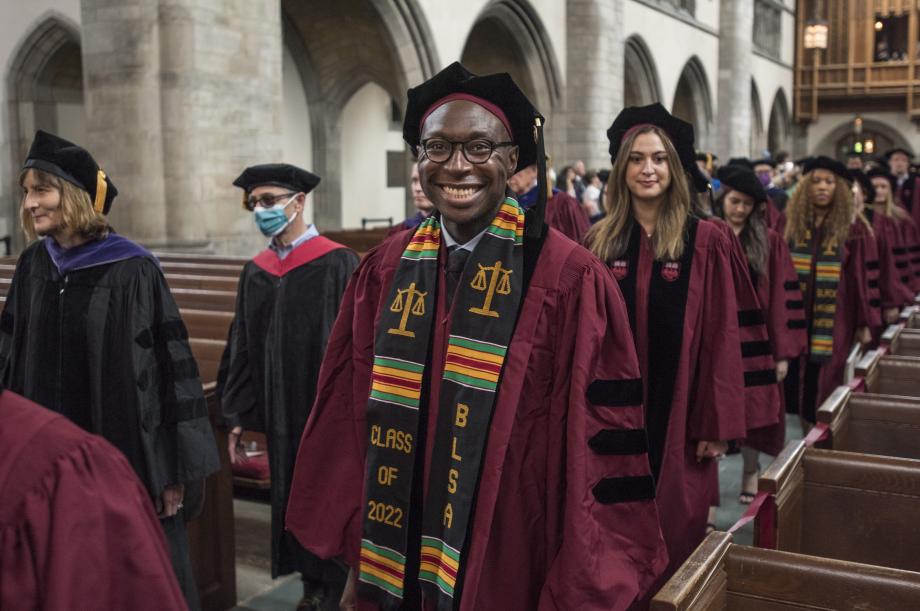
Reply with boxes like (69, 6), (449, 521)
(254, 195), (298, 237)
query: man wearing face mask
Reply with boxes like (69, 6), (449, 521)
(220, 164), (359, 610)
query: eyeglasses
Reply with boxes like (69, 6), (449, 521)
(421, 138), (515, 164)
(246, 192), (296, 211)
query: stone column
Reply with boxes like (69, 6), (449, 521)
(81, 0), (282, 253)
(715, 0), (754, 159)
(565, 0), (624, 170)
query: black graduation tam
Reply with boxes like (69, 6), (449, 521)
(22, 130), (118, 215)
(845, 150), (861, 159)
(403, 62), (543, 172)
(885, 147), (914, 160)
(866, 167), (897, 193)
(802, 156), (849, 181)
(847, 169), (875, 204)
(606, 103), (710, 192)
(727, 157), (755, 170)
(794, 156), (814, 167)
(233, 164), (320, 209)
(751, 158), (778, 168)
(716, 165), (767, 203)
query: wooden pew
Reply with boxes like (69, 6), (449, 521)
(755, 439), (920, 573)
(172, 288), (237, 312)
(817, 385), (920, 461)
(182, 309), (233, 342)
(161, 262), (243, 277)
(652, 532), (920, 610)
(856, 349), (920, 396)
(154, 252), (248, 267)
(167, 274), (239, 292)
(881, 324), (920, 357)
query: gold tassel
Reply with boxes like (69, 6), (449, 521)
(93, 170), (107, 214)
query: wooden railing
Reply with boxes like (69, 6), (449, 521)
(795, 0), (920, 121)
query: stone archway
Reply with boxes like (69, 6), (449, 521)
(767, 88), (791, 155)
(5, 12), (83, 251)
(672, 56), (713, 151)
(816, 117), (911, 159)
(460, 0), (563, 158)
(624, 35), (662, 108)
(751, 79), (765, 157)
(281, 0), (439, 229)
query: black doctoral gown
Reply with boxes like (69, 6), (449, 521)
(0, 239), (219, 498)
(220, 236), (359, 578)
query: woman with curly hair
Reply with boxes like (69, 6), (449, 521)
(713, 165), (806, 502)
(784, 157), (873, 424)
(586, 103), (747, 581)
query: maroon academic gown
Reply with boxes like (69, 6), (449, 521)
(869, 211), (915, 312)
(708, 219), (779, 437)
(897, 210), (920, 294)
(896, 174), (920, 227)
(287, 228), (668, 610)
(745, 230), (807, 455)
(766, 198), (787, 236)
(850, 219), (885, 335)
(606, 218), (747, 580)
(545, 190), (590, 244)
(0, 391), (186, 611)
(793, 228), (872, 419)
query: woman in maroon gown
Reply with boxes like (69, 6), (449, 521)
(586, 103), (747, 581)
(868, 168), (920, 300)
(712, 165), (807, 501)
(784, 157), (872, 424)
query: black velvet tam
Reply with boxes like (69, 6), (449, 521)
(233, 164), (320, 196)
(727, 157), (755, 170)
(716, 166), (767, 203)
(885, 147), (914, 160)
(403, 62), (543, 172)
(751, 158), (778, 168)
(866, 167), (897, 193)
(22, 130), (118, 214)
(802, 156), (849, 181)
(606, 103), (709, 192)
(848, 169), (876, 203)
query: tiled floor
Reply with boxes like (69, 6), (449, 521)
(230, 415), (804, 609)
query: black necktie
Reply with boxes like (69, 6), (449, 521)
(445, 245), (471, 304)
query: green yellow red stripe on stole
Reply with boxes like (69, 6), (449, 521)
(442, 335), (507, 392)
(486, 199), (524, 245)
(370, 356), (424, 409)
(792, 252), (812, 275)
(810, 334), (834, 356)
(401, 220), (440, 261)
(359, 539), (406, 599)
(419, 536), (460, 597)
(815, 261), (842, 282)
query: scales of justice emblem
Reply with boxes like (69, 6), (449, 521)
(388, 282), (427, 338)
(469, 260), (512, 318)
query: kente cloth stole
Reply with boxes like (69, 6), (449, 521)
(358, 198), (524, 610)
(790, 228), (842, 363)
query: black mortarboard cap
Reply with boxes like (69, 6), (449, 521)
(606, 103), (710, 192)
(847, 169), (875, 203)
(716, 165), (767, 203)
(727, 157), (755, 170)
(403, 62), (543, 172)
(403, 62), (547, 237)
(232, 163), (320, 209)
(751, 158), (778, 168)
(22, 130), (118, 215)
(865, 167), (897, 193)
(802, 156), (849, 181)
(885, 147), (914, 160)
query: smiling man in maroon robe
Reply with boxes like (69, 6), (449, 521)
(286, 63), (667, 611)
